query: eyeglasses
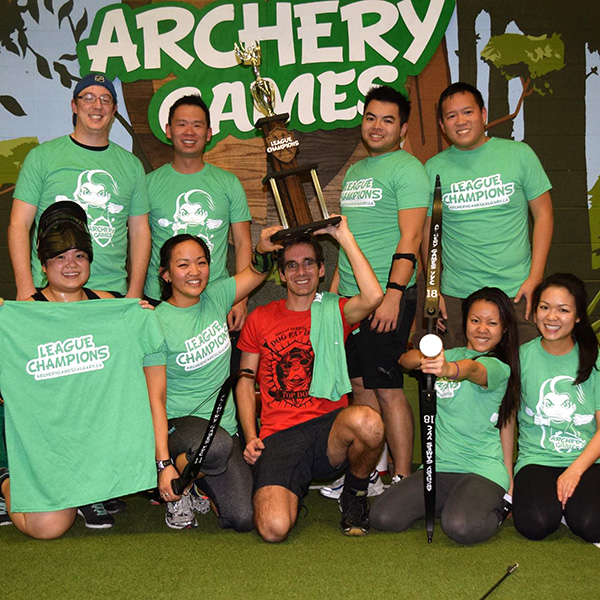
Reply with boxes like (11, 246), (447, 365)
(76, 93), (114, 105)
(284, 258), (317, 272)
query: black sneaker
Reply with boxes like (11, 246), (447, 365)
(103, 498), (127, 515)
(0, 498), (11, 526)
(495, 495), (513, 526)
(339, 489), (370, 536)
(77, 503), (114, 529)
(0, 466), (8, 499)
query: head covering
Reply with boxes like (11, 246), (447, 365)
(37, 201), (94, 264)
(73, 73), (117, 103)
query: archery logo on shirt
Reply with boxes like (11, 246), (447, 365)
(443, 174), (514, 211)
(157, 189), (223, 253)
(176, 320), (230, 371)
(340, 177), (382, 207)
(55, 169), (124, 247)
(525, 375), (594, 452)
(435, 378), (461, 398)
(26, 335), (110, 380)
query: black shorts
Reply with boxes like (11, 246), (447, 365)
(253, 408), (347, 500)
(345, 285), (416, 389)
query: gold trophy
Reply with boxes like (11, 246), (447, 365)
(234, 41), (340, 242)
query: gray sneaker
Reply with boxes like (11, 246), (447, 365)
(165, 494), (198, 530)
(189, 485), (211, 515)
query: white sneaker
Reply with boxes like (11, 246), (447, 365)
(189, 484), (211, 515)
(390, 474), (404, 485)
(320, 470), (385, 499)
(165, 494), (198, 529)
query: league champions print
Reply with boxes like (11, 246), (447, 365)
(262, 325), (314, 408)
(176, 320), (230, 371)
(26, 335), (110, 380)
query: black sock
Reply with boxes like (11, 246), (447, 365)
(343, 470), (369, 496)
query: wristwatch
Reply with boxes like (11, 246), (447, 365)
(155, 458), (175, 472)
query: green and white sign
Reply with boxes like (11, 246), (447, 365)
(77, 0), (455, 143)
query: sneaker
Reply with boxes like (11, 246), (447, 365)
(165, 494), (198, 530)
(189, 485), (210, 515)
(320, 470), (385, 499)
(496, 495), (513, 525)
(339, 489), (370, 536)
(0, 466), (8, 498)
(77, 503), (115, 529)
(0, 498), (11, 526)
(103, 498), (127, 515)
(390, 474), (404, 485)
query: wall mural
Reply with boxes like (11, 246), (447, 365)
(0, 0), (598, 324)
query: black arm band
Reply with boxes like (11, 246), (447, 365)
(386, 282), (406, 292)
(392, 253), (417, 268)
(251, 248), (274, 274)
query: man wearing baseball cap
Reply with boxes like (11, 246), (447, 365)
(8, 73), (151, 300)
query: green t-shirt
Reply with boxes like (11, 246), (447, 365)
(338, 150), (429, 296)
(143, 278), (238, 435)
(425, 137), (552, 298)
(145, 163), (251, 300)
(515, 338), (600, 474)
(14, 136), (150, 295)
(0, 300), (164, 512)
(433, 347), (510, 490)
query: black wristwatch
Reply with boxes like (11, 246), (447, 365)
(156, 458), (175, 473)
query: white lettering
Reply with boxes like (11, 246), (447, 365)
(136, 7), (195, 70)
(194, 4), (236, 69)
(341, 0), (399, 62)
(294, 1), (343, 64)
(318, 70), (357, 123)
(277, 73), (316, 125)
(87, 8), (140, 72)
(211, 82), (254, 134)
(398, 0), (444, 64)
(238, 3), (295, 66)
(356, 65), (398, 113)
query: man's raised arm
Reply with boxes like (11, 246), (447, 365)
(315, 215), (383, 325)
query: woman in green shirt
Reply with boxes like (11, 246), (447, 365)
(144, 228), (280, 531)
(513, 273), (600, 542)
(371, 287), (521, 544)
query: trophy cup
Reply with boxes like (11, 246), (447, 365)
(234, 41), (340, 242)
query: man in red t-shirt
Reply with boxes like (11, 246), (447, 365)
(237, 217), (384, 541)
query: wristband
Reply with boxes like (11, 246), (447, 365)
(156, 458), (175, 473)
(251, 248), (274, 274)
(386, 282), (407, 292)
(392, 253), (417, 268)
(447, 361), (460, 380)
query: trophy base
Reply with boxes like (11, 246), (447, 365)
(270, 216), (342, 243)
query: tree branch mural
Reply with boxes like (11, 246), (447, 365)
(0, 0), (85, 116)
(480, 33), (565, 130)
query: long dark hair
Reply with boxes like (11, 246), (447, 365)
(462, 287), (521, 428)
(158, 234), (211, 301)
(532, 273), (598, 384)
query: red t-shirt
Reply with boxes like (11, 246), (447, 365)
(238, 298), (355, 439)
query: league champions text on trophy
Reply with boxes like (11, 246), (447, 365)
(234, 41), (340, 242)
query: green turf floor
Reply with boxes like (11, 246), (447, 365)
(1, 490), (598, 600)
(3, 378), (598, 599)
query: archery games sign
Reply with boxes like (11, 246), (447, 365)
(77, 0), (455, 144)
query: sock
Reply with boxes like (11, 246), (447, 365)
(343, 470), (369, 496)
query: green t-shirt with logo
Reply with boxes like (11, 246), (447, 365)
(143, 278), (237, 435)
(433, 347), (510, 490)
(0, 300), (164, 512)
(425, 137), (552, 298)
(14, 136), (150, 295)
(338, 150), (429, 297)
(145, 163), (251, 300)
(515, 338), (600, 474)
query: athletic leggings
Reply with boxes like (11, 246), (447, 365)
(370, 470), (505, 545)
(513, 464), (600, 542)
(168, 416), (254, 532)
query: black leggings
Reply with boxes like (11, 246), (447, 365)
(513, 464), (600, 542)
